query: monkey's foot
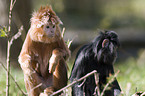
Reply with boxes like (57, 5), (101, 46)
(39, 92), (48, 96)
(40, 87), (54, 96)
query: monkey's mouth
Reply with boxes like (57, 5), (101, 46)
(47, 34), (55, 38)
(45, 32), (55, 38)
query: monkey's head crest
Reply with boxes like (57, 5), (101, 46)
(31, 5), (63, 28)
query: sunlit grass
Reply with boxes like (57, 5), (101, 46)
(115, 56), (145, 96)
(0, 67), (26, 96)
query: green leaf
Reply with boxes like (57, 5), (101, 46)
(0, 26), (8, 37)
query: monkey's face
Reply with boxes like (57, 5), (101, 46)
(43, 22), (56, 38)
(95, 31), (120, 64)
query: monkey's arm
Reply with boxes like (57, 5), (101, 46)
(49, 38), (70, 73)
(19, 52), (48, 91)
(18, 53), (32, 75)
(18, 34), (33, 76)
(59, 38), (71, 59)
(18, 34), (47, 90)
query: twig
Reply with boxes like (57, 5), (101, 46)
(61, 27), (65, 38)
(94, 72), (100, 96)
(67, 35), (77, 48)
(29, 83), (42, 95)
(8, 0), (16, 37)
(50, 70), (98, 96)
(6, 0), (17, 95)
(77, 79), (86, 87)
(0, 62), (27, 95)
(100, 70), (120, 96)
(67, 40), (73, 49)
(11, 0), (16, 9)
(6, 25), (22, 96)
(9, 26), (23, 45)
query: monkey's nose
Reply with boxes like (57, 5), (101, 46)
(102, 39), (109, 48)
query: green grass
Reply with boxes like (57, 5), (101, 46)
(115, 56), (145, 96)
(0, 67), (26, 96)
(0, 54), (145, 96)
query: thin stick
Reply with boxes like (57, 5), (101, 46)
(6, 0), (17, 95)
(77, 79), (86, 87)
(50, 70), (97, 96)
(8, 0), (16, 37)
(29, 83), (42, 95)
(100, 70), (120, 96)
(0, 62), (26, 95)
(6, 40), (11, 96)
(9, 26), (23, 45)
(94, 72), (100, 96)
(61, 27), (65, 38)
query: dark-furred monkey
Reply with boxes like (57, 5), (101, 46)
(70, 31), (121, 96)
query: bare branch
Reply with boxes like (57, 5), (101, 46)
(0, 62), (27, 95)
(100, 70), (120, 96)
(6, 0), (17, 95)
(67, 40), (73, 49)
(8, 0), (15, 35)
(94, 72), (100, 96)
(11, 0), (16, 9)
(50, 70), (98, 96)
(77, 79), (86, 88)
(67, 35), (77, 48)
(29, 83), (42, 95)
(9, 26), (23, 45)
(61, 27), (65, 38)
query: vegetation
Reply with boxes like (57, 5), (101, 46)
(115, 50), (145, 96)
(1, 51), (145, 96)
(0, 67), (26, 96)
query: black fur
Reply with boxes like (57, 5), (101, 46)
(70, 31), (121, 96)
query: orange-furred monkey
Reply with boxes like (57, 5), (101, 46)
(18, 6), (70, 96)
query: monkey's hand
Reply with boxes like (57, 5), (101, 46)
(18, 54), (32, 75)
(49, 49), (62, 73)
(49, 54), (58, 73)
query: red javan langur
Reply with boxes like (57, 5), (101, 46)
(18, 6), (70, 96)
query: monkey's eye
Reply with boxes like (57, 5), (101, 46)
(46, 26), (49, 28)
(53, 25), (55, 28)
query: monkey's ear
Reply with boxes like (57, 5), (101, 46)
(58, 19), (63, 25)
(102, 39), (109, 48)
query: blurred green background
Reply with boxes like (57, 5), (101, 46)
(0, 0), (145, 95)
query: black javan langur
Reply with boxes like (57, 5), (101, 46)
(70, 31), (121, 96)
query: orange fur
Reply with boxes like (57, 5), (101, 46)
(18, 6), (70, 96)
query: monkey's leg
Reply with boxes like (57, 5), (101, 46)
(24, 74), (42, 96)
(20, 60), (45, 96)
(53, 58), (68, 90)
(44, 58), (67, 95)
